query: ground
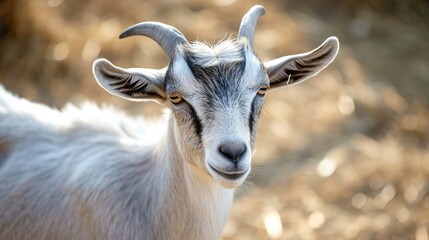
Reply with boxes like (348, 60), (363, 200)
(1, 0), (428, 239)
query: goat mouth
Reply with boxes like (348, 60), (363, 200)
(208, 164), (247, 180)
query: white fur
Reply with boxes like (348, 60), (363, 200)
(0, 86), (233, 240)
(179, 39), (244, 67)
(171, 53), (200, 96)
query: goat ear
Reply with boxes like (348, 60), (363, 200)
(264, 37), (339, 89)
(92, 58), (167, 102)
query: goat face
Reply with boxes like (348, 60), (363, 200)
(163, 40), (267, 188)
(92, 5), (339, 188)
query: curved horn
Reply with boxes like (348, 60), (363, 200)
(238, 5), (265, 47)
(119, 21), (188, 60)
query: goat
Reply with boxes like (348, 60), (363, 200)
(0, 5), (339, 240)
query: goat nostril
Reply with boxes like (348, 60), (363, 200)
(218, 142), (246, 162)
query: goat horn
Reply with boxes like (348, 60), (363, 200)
(119, 22), (188, 60)
(238, 5), (265, 47)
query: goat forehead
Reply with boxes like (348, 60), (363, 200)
(189, 62), (246, 98)
(169, 40), (265, 96)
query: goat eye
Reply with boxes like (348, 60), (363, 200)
(169, 93), (183, 104)
(257, 85), (269, 96)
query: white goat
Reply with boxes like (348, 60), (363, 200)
(0, 5), (339, 240)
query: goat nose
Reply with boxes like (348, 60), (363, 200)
(218, 142), (247, 162)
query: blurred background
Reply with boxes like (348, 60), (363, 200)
(1, 0), (428, 239)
